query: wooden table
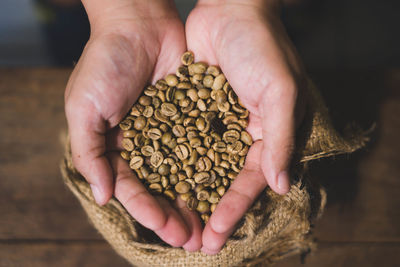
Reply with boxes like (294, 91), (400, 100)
(0, 69), (399, 266)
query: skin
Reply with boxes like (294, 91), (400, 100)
(65, 0), (305, 255)
(187, 0), (306, 254)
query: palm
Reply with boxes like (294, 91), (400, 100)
(186, 3), (304, 254)
(65, 18), (202, 250)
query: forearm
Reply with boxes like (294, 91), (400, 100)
(81, 0), (178, 35)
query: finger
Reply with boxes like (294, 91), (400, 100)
(67, 106), (113, 206)
(109, 152), (190, 247)
(153, 197), (191, 247)
(201, 141), (267, 254)
(173, 197), (202, 252)
(260, 79), (297, 194)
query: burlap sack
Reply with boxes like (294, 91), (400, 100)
(60, 80), (367, 266)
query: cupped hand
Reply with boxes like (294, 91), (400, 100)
(64, 2), (201, 251)
(186, 0), (307, 254)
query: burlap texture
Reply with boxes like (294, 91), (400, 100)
(60, 80), (366, 266)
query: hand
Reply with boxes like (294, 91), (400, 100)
(186, 0), (306, 254)
(64, 0), (202, 251)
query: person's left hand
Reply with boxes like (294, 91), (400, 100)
(185, 0), (307, 254)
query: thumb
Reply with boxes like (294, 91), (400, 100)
(260, 79), (297, 194)
(66, 101), (114, 205)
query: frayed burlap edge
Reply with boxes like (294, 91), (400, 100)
(60, 79), (365, 267)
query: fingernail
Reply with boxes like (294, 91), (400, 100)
(90, 184), (103, 205)
(201, 246), (220, 255)
(277, 171), (290, 194)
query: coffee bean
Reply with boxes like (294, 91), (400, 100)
(175, 181), (191, 194)
(196, 201), (210, 213)
(198, 88), (211, 99)
(119, 119), (133, 130)
(181, 51), (194, 66)
(164, 189), (176, 200)
(150, 151), (164, 168)
(223, 130), (240, 143)
(165, 74), (178, 87)
(194, 172), (210, 184)
(144, 85), (158, 96)
(155, 79), (168, 91)
(208, 191), (220, 204)
(141, 145), (154, 157)
(123, 130), (137, 138)
(148, 128), (162, 140)
(134, 116), (146, 130)
(120, 151), (130, 161)
(180, 192), (192, 202)
(138, 95), (152, 106)
(207, 65), (221, 77)
(197, 190), (210, 201)
(241, 131), (253, 146)
(227, 140), (244, 154)
(122, 138), (135, 151)
(160, 103), (177, 117)
(174, 144), (189, 160)
(216, 186), (226, 197)
(172, 125), (186, 137)
(149, 183), (162, 193)
(158, 164), (170, 176)
(130, 156), (144, 169)
(187, 196), (199, 210)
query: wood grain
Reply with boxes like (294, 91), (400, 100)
(0, 69), (399, 266)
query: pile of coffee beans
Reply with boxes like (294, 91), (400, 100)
(119, 51), (252, 223)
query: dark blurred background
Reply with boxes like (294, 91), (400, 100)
(0, 0), (399, 68)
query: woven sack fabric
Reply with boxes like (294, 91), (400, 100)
(61, 80), (366, 266)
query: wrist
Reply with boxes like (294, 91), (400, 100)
(82, 0), (179, 37)
(196, 0), (282, 11)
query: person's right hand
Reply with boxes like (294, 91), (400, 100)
(64, 0), (202, 251)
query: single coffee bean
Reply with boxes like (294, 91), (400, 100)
(223, 115), (238, 125)
(176, 65), (189, 78)
(238, 146), (249, 157)
(164, 189), (176, 200)
(160, 103), (177, 117)
(189, 62), (207, 75)
(191, 73), (203, 85)
(220, 160), (230, 169)
(122, 138), (135, 151)
(174, 144), (189, 160)
(119, 119), (133, 130)
(208, 191), (220, 204)
(216, 186), (226, 197)
(223, 130), (240, 143)
(150, 151), (164, 168)
(142, 106), (154, 118)
(212, 141), (227, 153)
(196, 146), (208, 156)
(158, 164), (170, 176)
(130, 156), (144, 169)
(133, 133), (146, 147)
(197, 190), (210, 201)
(228, 171), (238, 179)
(181, 51), (194, 66)
(141, 145), (154, 157)
(203, 74), (214, 88)
(180, 192), (192, 202)
(198, 88), (211, 99)
(227, 123), (242, 132)
(165, 74), (179, 87)
(188, 109), (201, 118)
(196, 201), (210, 213)
(175, 181), (191, 194)
(169, 174), (178, 185)
(187, 196), (199, 211)
(177, 82), (192, 90)
(227, 140), (244, 154)
(185, 178), (196, 189)
(138, 95), (152, 106)
(172, 125), (186, 137)
(148, 128), (162, 140)
(152, 96), (161, 109)
(161, 176), (169, 188)
(155, 79), (168, 91)
(210, 203), (217, 213)
(144, 85), (158, 96)
(217, 101), (230, 112)
(120, 150), (130, 161)
(228, 153), (240, 164)
(187, 149), (198, 165)
(194, 172), (210, 184)
(149, 183), (162, 193)
(201, 214), (210, 224)
(184, 166), (194, 178)
(213, 166), (226, 177)
(147, 173), (161, 183)
(123, 130), (137, 138)
(189, 137), (202, 148)
(241, 131), (253, 146)
(207, 65), (221, 77)
(212, 74), (226, 90)
(131, 104), (144, 116)
(133, 116), (146, 130)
